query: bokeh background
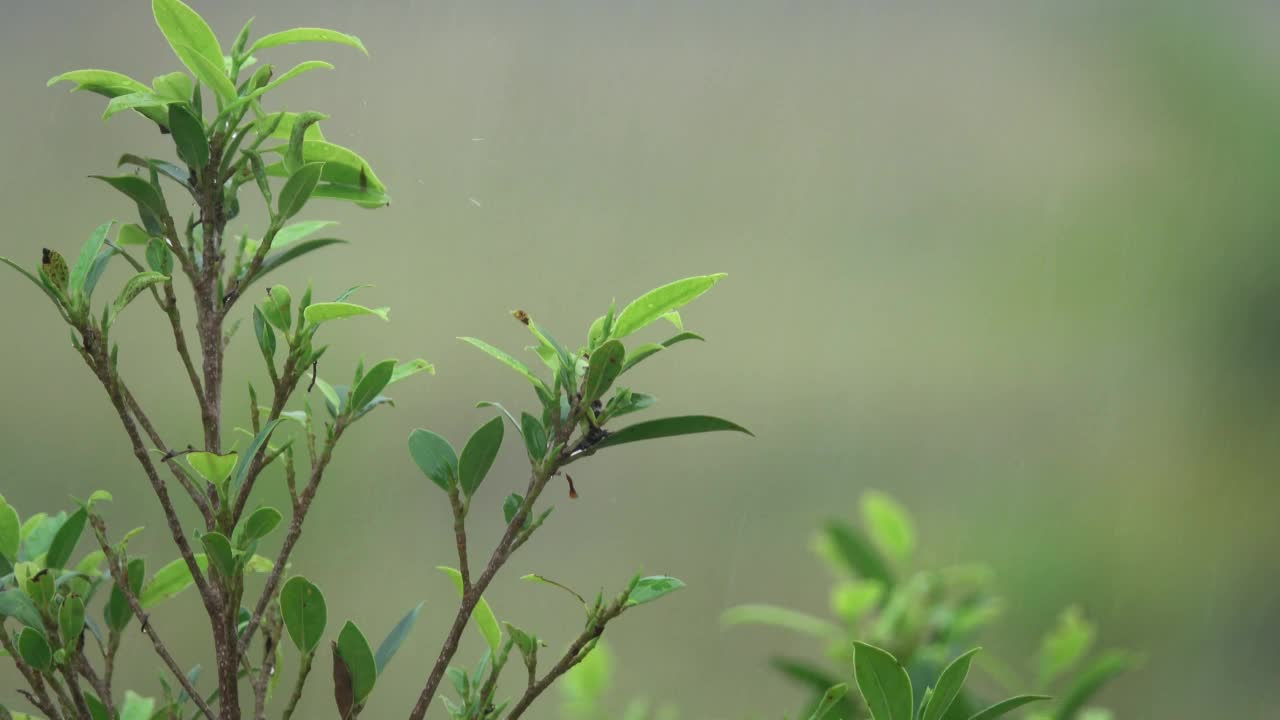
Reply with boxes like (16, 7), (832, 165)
(2, 0), (1279, 717)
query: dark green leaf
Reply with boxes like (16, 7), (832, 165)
(921, 648), (980, 720)
(59, 593), (86, 647)
(349, 358), (396, 414)
(583, 340), (625, 403)
(520, 413), (547, 462)
(199, 532), (235, 578)
(167, 104), (209, 169)
(825, 520), (894, 589)
(374, 601), (424, 673)
(284, 112), (328, 175)
(277, 162), (325, 220)
(17, 627), (52, 671)
(238, 507), (282, 545)
(1051, 651), (1139, 720)
(502, 494), (528, 528)
(46, 508), (88, 570)
(92, 176), (168, 229)
(0, 589), (43, 630)
(459, 416), (505, 497)
(105, 558), (144, 631)
(854, 642), (914, 720)
(970, 695), (1052, 720)
(408, 429), (457, 492)
(252, 307), (276, 361)
(336, 621), (377, 703)
(593, 415), (752, 450)
(280, 576), (327, 653)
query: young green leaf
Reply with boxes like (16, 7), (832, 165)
(68, 221), (114, 300)
(58, 594), (86, 648)
(349, 358), (397, 414)
(151, 0), (228, 101)
(303, 301), (390, 325)
(390, 359), (435, 385)
(620, 343), (663, 373)
(112, 271), (169, 318)
(265, 139), (387, 194)
(0, 495), (18, 561)
(102, 91), (175, 120)
(167, 104), (209, 170)
(969, 695), (1052, 720)
(853, 641), (914, 720)
(151, 71), (194, 102)
(336, 621), (377, 703)
(248, 238), (348, 288)
(808, 684), (851, 720)
(1038, 606), (1097, 687)
(278, 162), (325, 220)
(611, 274), (725, 339)
(228, 419), (281, 497)
(437, 566), (501, 653)
(502, 493), (529, 528)
(583, 340), (625, 403)
(248, 27), (368, 56)
(626, 576), (686, 606)
(458, 416), (505, 497)
(145, 237), (172, 275)
(861, 491), (915, 564)
(921, 648), (980, 720)
(45, 507), (87, 569)
(458, 337), (551, 395)
(824, 520), (894, 590)
(253, 307), (277, 361)
(281, 576), (327, 653)
(48, 69), (158, 125)
(719, 604), (841, 639)
(234, 61), (334, 109)
(1051, 651), (1140, 720)
(374, 601), (424, 673)
(408, 429), (457, 492)
(592, 415), (752, 450)
(119, 691), (156, 720)
(187, 451), (238, 486)
(17, 627), (52, 671)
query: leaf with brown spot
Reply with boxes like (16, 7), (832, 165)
(332, 641), (354, 719)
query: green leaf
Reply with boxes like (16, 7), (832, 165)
(861, 491), (915, 564)
(265, 140), (387, 194)
(91, 175), (168, 229)
(459, 416), (505, 497)
(200, 533), (235, 578)
(238, 507), (282, 545)
(152, 0), (228, 101)
(1, 256), (64, 308)
(119, 691), (156, 720)
(1038, 606), (1096, 687)
(336, 621), (377, 703)
(309, 182), (390, 208)
(808, 684), (851, 720)
(502, 494), (528, 528)
(45, 507), (87, 569)
(48, 70), (157, 124)
(248, 27), (368, 56)
(105, 557), (144, 630)
(626, 576), (685, 606)
(253, 307), (276, 361)
(853, 642), (913, 720)
(267, 220), (339, 249)
(921, 648), (980, 720)
(583, 340), (625, 403)
(303, 301), (389, 325)
(249, 238), (348, 287)
(138, 552), (271, 609)
(437, 566), (501, 653)
(17, 627), (52, 671)
(258, 111), (327, 142)
(235, 62), (334, 109)
(168, 104), (209, 169)
(374, 601), (424, 673)
(520, 413), (547, 462)
(520, 573), (586, 606)
(562, 641), (612, 714)
(0, 495), (19, 561)
(280, 576), (327, 653)
(146, 237), (172, 274)
(112, 271), (169, 318)
(58, 594), (86, 648)
(611, 274), (725, 339)
(390, 359), (435, 385)
(229, 419), (281, 497)
(0, 590), (43, 630)
(969, 695), (1052, 720)
(68, 221), (114, 300)
(824, 520), (894, 589)
(103, 91), (175, 120)
(592, 415), (752, 450)
(620, 343), (663, 373)
(1051, 651), (1140, 720)
(332, 642), (356, 719)
(187, 451), (238, 486)
(458, 337), (550, 395)
(719, 604), (840, 639)
(408, 429), (457, 492)
(151, 71), (194, 102)
(349, 358), (396, 414)
(278, 162), (325, 220)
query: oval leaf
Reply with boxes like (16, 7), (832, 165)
(278, 162), (325, 220)
(459, 416), (504, 497)
(168, 103), (209, 169)
(626, 576), (685, 606)
(853, 641), (913, 720)
(349, 358), (397, 414)
(336, 621), (377, 703)
(18, 627), (52, 670)
(408, 429), (457, 492)
(583, 340), (625, 403)
(281, 576), (327, 653)
(46, 508), (88, 570)
(611, 274), (725, 339)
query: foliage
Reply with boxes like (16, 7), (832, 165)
(0, 2), (746, 719)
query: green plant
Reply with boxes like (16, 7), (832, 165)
(722, 492), (1139, 720)
(0, 2), (748, 719)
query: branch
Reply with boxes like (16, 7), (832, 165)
(280, 650), (314, 720)
(90, 516), (217, 720)
(505, 602), (626, 720)
(120, 382), (213, 524)
(237, 421), (346, 656)
(448, 489), (471, 589)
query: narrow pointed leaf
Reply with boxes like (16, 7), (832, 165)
(303, 301), (389, 325)
(593, 415), (752, 450)
(459, 416), (504, 497)
(45, 508), (88, 569)
(113, 271), (169, 317)
(1051, 651), (1140, 720)
(374, 601), (424, 672)
(458, 337), (550, 394)
(278, 162), (325, 220)
(437, 566), (501, 652)
(969, 695), (1052, 720)
(583, 340), (625, 402)
(68, 221), (114, 298)
(921, 648), (980, 720)
(611, 274), (726, 339)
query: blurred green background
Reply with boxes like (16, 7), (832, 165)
(2, 1), (1279, 717)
